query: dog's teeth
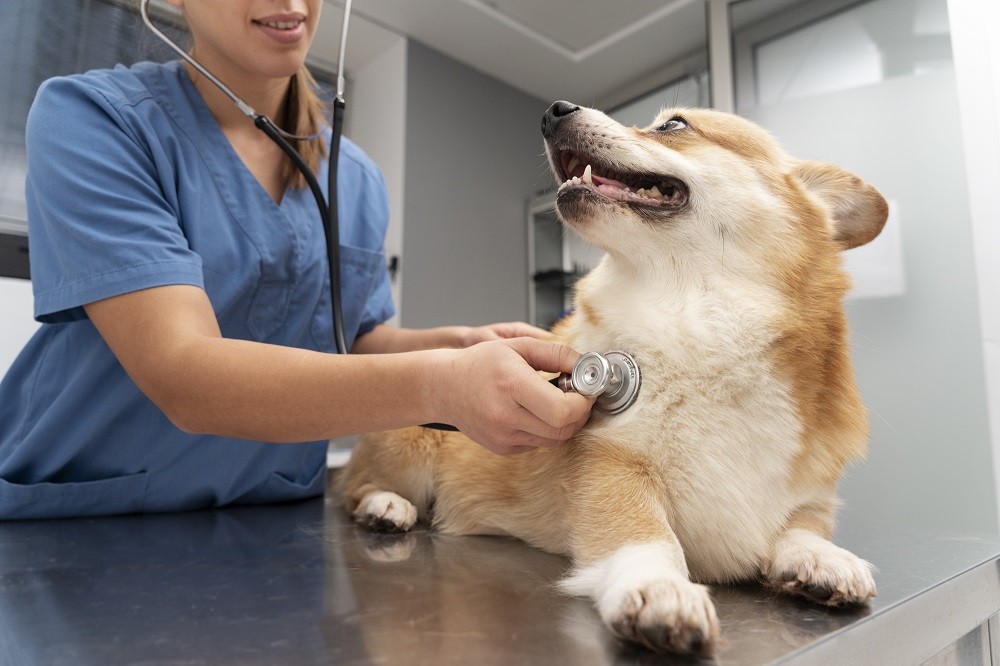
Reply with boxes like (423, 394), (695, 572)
(572, 176), (581, 185)
(568, 155), (580, 174)
(582, 164), (593, 185)
(636, 188), (647, 197)
(649, 185), (662, 198)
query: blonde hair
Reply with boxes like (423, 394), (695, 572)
(280, 66), (330, 190)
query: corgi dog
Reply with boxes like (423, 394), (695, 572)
(337, 101), (887, 656)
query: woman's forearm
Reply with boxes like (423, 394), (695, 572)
(166, 336), (454, 442)
(84, 286), (458, 442)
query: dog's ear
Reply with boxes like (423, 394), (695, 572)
(793, 161), (888, 250)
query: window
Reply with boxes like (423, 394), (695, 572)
(0, 0), (189, 235)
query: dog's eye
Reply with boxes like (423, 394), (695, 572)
(655, 117), (688, 132)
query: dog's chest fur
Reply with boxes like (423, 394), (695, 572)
(563, 268), (804, 582)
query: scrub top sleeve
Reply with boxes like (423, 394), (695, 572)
(25, 76), (204, 324)
(356, 168), (396, 336)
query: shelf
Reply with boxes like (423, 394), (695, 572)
(532, 269), (585, 289)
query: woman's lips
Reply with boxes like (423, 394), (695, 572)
(252, 17), (307, 45)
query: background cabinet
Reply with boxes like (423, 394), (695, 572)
(526, 194), (602, 330)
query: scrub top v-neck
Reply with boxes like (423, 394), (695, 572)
(0, 60), (395, 520)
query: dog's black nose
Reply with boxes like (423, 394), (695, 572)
(541, 100), (580, 138)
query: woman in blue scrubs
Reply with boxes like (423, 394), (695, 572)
(0, 0), (592, 520)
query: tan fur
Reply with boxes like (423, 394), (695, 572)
(563, 440), (678, 564)
(337, 104), (887, 655)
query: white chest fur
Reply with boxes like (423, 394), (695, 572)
(569, 268), (804, 582)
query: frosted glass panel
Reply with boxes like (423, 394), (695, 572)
(611, 72), (710, 127)
(735, 0), (953, 111)
(754, 11), (883, 106)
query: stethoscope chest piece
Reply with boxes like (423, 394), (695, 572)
(557, 350), (641, 415)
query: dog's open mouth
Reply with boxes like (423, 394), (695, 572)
(557, 150), (689, 209)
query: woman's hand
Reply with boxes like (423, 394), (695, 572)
(429, 337), (594, 456)
(459, 322), (550, 347)
(351, 322), (551, 354)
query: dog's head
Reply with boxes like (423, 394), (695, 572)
(541, 101), (888, 290)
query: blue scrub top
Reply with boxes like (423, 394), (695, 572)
(0, 60), (395, 520)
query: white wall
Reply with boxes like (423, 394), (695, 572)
(0, 277), (37, 377)
(948, 0), (1000, 532)
(400, 41), (550, 328)
(343, 35), (407, 325)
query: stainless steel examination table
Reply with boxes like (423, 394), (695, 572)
(1, 474), (999, 665)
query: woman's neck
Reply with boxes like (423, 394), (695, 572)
(181, 57), (295, 202)
(183, 58), (291, 133)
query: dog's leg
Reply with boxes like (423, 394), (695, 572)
(559, 444), (719, 656)
(336, 427), (440, 533)
(762, 500), (876, 606)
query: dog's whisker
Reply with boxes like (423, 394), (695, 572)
(868, 407), (897, 433)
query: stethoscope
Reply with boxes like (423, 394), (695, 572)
(139, 0), (641, 417)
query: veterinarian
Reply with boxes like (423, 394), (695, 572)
(0, 0), (593, 520)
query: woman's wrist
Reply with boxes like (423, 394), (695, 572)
(442, 326), (473, 348)
(416, 347), (461, 425)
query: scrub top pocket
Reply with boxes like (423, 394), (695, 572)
(247, 281), (294, 341)
(0, 472), (149, 520)
(312, 243), (388, 351)
(236, 464), (326, 506)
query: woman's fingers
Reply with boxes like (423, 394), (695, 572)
(438, 337), (595, 456)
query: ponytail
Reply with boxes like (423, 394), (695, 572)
(280, 65), (329, 190)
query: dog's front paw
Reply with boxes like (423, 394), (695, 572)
(352, 490), (418, 533)
(600, 576), (719, 656)
(765, 529), (876, 606)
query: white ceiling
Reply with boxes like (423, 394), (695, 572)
(152, 0), (812, 109)
(316, 0), (711, 108)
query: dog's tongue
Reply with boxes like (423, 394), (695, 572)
(591, 172), (629, 190)
(591, 172), (642, 201)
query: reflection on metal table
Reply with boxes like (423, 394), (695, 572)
(1, 479), (998, 665)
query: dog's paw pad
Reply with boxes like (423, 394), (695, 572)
(767, 534), (876, 607)
(352, 490), (418, 533)
(602, 578), (720, 656)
